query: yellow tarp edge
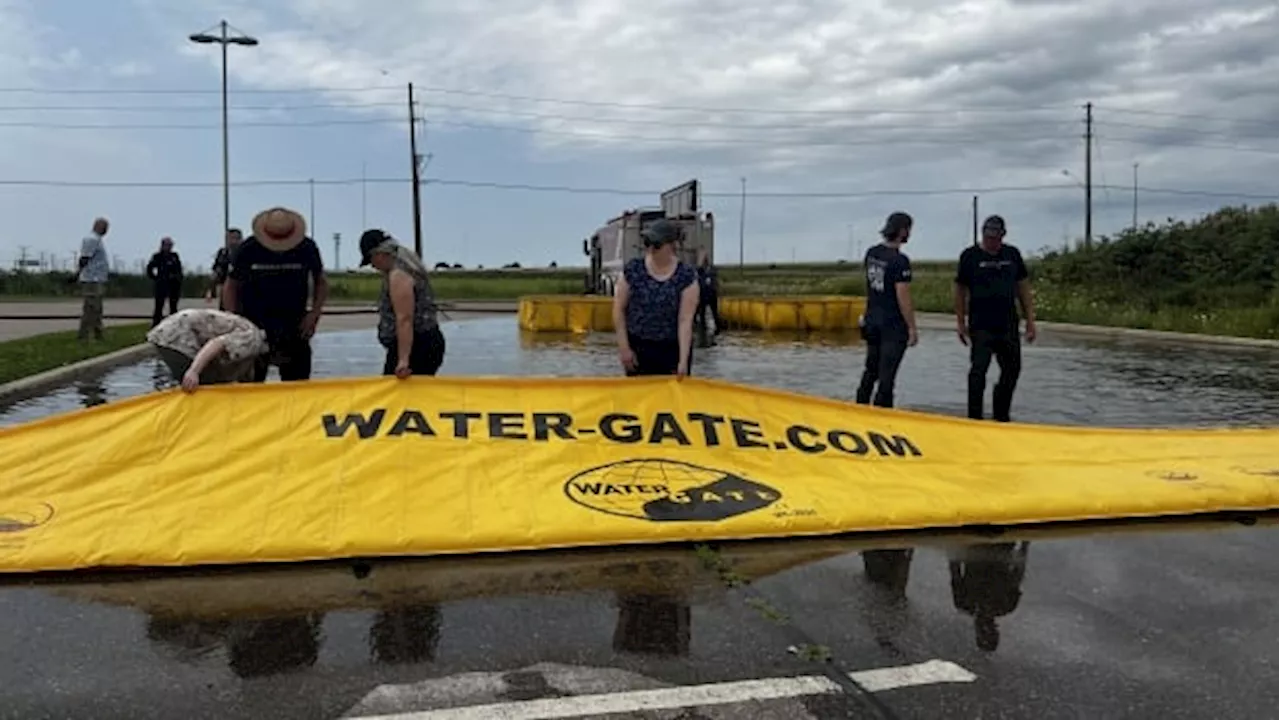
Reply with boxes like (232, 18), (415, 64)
(1, 375), (1276, 574)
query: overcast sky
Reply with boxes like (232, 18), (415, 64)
(0, 0), (1275, 272)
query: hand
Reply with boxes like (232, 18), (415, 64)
(299, 310), (321, 339)
(619, 346), (637, 372)
(180, 369), (201, 393)
(1025, 320), (1038, 343)
(395, 359), (412, 379)
(203, 289), (214, 304)
(907, 328), (919, 347)
(676, 360), (688, 379)
(956, 321), (970, 346)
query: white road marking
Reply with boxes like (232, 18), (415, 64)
(350, 659), (976, 720)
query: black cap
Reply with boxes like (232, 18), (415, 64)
(880, 211), (913, 240)
(640, 219), (684, 247)
(982, 215), (1007, 237)
(359, 229), (391, 266)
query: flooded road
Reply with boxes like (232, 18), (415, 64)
(1, 318), (1276, 718)
(2, 316), (1276, 427)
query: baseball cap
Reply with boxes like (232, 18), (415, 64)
(359, 228), (392, 266)
(880, 211), (913, 239)
(982, 215), (1007, 237)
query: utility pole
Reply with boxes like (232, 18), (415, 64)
(846, 224), (854, 261)
(188, 20), (258, 253)
(332, 232), (341, 270)
(971, 196), (979, 246)
(1084, 101), (1093, 249)
(738, 176), (747, 275)
(1131, 162), (1139, 230)
(408, 82), (424, 257)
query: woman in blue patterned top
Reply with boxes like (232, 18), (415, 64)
(611, 219), (701, 377)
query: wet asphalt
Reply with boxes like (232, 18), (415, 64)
(1, 317), (1276, 719)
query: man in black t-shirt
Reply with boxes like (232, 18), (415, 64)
(856, 211), (918, 408)
(221, 207), (328, 383)
(953, 215), (1038, 422)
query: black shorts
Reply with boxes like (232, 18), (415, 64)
(626, 334), (692, 377)
(383, 326), (447, 376)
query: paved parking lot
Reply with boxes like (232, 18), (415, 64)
(2, 517), (1273, 720)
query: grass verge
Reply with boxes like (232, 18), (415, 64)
(0, 323), (150, 386)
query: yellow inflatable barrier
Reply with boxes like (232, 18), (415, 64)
(518, 295), (614, 333)
(721, 296), (867, 331)
(1, 376), (1275, 574)
(519, 294), (868, 333)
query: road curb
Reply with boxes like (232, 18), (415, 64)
(0, 343), (155, 406)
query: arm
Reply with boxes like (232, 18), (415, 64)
(78, 237), (97, 272)
(188, 335), (229, 378)
(309, 242), (329, 314)
(1014, 252), (1035, 326)
(612, 275), (631, 353)
(893, 257), (917, 339)
(389, 269), (416, 371)
(953, 252), (971, 341)
(146, 255), (159, 280)
(677, 280), (701, 372)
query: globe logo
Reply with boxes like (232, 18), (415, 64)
(563, 458), (782, 522)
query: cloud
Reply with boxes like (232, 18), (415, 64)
(3, 0), (1276, 268)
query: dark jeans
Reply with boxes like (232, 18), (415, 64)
(251, 334), (313, 383)
(697, 290), (722, 333)
(856, 325), (909, 408)
(382, 326), (447, 376)
(626, 334), (692, 377)
(968, 327), (1022, 422)
(151, 282), (180, 327)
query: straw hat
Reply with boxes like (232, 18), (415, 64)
(250, 207), (307, 252)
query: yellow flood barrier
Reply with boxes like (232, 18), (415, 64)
(518, 295), (614, 333)
(1, 376), (1275, 574)
(721, 296), (867, 331)
(519, 294), (868, 333)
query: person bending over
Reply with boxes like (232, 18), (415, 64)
(146, 308), (268, 393)
(855, 211), (918, 408)
(611, 219), (700, 377)
(954, 215), (1037, 422)
(359, 229), (447, 378)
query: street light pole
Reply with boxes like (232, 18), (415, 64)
(189, 20), (258, 253)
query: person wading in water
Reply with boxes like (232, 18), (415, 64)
(855, 211), (918, 408)
(611, 219), (700, 377)
(359, 229), (447, 378)
(954, 215), (1037, 422)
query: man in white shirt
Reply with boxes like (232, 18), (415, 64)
(77, 217), (111, 341)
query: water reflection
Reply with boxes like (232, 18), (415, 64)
(947, 541), (1031, 652)
(74, 378), (108, 409)
(226, 614), (324, 678)
(860, 548), (914, 654)
(369, 605), (442, 665)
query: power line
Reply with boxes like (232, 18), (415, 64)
(0, 83), (1080, 115)
(0, 100), (405, 113)
(1097, 105), (1279, 126)
(0, 175), (1271, 201)
(4, 83), (1274, 128)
